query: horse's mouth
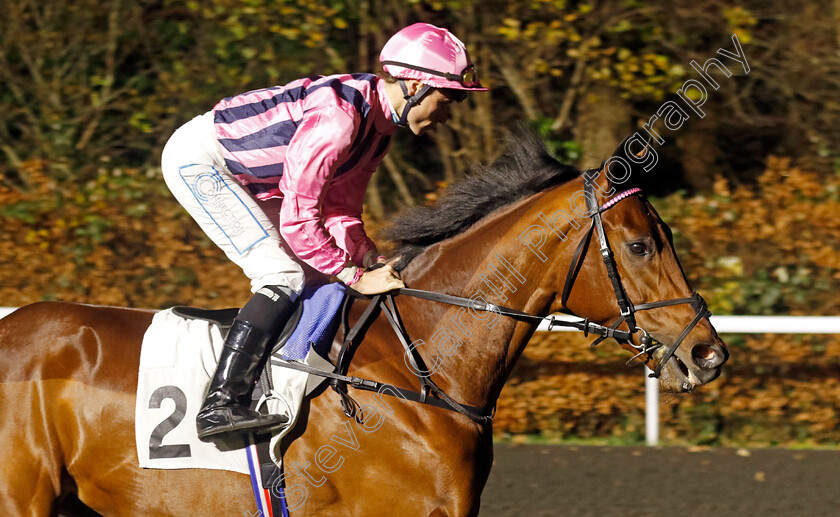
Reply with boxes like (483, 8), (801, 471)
(674, 354), (690, 379)
(657, 351), (720, 393)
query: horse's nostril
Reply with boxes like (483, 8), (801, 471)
(691, 343), (725, 369)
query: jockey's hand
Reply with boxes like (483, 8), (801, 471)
(352, 265), (404, 295)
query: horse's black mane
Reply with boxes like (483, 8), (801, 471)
(383, 128), (581, 270)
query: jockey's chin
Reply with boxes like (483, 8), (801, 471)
(410, 120), (433, 136)
(411, 118), (447, 136)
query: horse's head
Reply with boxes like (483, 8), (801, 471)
(386, 130), (727, 394)
(540, 138), (728, 393)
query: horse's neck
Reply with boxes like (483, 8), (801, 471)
(397, 191), (568, 410)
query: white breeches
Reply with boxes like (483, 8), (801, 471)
(160, 112), (304, 299)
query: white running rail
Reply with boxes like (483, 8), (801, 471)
(3, 307), (838, 446)
(539, 315), (840, 446)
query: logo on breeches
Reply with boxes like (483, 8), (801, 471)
(194, 173), (246, 238)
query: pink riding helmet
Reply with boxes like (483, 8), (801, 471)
(380, 23), (488, 91)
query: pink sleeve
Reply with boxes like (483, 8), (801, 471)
(278, 107), (359, 275)
(324, 211), (377, 267)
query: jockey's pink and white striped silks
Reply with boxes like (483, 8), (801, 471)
(212, 74), (396, 275)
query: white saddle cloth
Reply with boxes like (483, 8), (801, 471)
(134, 309), (331, 474)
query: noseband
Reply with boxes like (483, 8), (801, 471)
(559, 179), (711, 378)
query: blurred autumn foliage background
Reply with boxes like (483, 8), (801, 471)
(1, 0), (839, 446)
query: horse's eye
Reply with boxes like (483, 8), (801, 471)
(628, 242), (648, 256)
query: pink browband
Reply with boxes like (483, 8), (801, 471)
(599, 187), (642, 211)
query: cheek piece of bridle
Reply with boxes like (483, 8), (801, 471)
(273, 180), (712, 424)
(559, 179), (712, 378)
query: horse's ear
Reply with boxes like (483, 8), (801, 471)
(601, 132), (659, 189)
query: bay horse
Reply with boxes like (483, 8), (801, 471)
(0, 135), (727, 516)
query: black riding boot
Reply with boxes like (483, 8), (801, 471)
(196, 288), (296, 441)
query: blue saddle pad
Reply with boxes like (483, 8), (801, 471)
(280, 282), (347, 361)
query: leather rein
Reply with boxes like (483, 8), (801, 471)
(273, 180), (711, 424)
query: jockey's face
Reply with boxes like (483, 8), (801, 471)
(405, 82), (455, 135)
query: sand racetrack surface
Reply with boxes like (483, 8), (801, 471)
(481, 443), (840, 516)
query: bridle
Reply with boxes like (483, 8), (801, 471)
(274, 177), (712, 424)
(559, 178), (712, 378)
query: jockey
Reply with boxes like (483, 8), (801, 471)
(160, 22), (488, 441)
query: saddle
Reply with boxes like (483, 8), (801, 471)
(172, 281), (345, 401)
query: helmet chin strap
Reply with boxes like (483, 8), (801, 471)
(397, 80), (432, 128)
